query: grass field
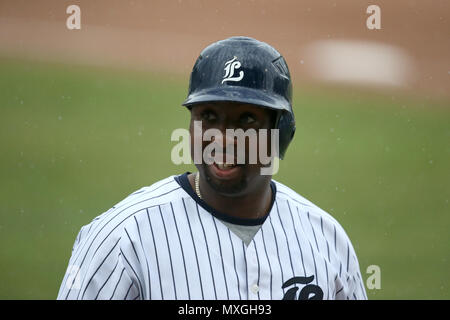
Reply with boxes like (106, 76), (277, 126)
(0, 57), (448, 299)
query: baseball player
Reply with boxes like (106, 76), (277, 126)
(57, 36), (367, 300)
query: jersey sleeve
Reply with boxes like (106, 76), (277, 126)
(335, 240), (368, 300)
(57, 223), (141, 300)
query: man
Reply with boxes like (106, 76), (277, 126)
(57, 36), (367, 300)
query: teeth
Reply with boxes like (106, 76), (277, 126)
(216, 163), (236, 170)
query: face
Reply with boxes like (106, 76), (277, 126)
(189, 102), (276, 197)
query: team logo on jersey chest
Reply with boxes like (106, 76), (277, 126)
(282, 275), (324, 300)
(222, 56), (244, 84)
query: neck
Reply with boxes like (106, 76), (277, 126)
(189, 172), (273, 220)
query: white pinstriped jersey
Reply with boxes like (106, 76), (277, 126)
(57, 173), (367, 300)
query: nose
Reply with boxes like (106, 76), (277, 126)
(210, 129), (237, 163)
(211, 128), (236, 146)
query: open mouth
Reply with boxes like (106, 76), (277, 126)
(215, 162), (237, 170)
(210, 161), (242, 179)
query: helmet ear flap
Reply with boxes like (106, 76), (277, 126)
(277, 111), (296, 160)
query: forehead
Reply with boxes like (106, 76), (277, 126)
(190, 101), (273, 116)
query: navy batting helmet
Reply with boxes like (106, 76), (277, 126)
(182, 36), (296, 159)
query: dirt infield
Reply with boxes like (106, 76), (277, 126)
(0, 0), (448, 97)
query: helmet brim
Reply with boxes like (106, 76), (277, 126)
(182, 86), (291, 113)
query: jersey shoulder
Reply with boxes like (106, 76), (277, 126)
(73, 175), (183, 251)
(273, 179), (355, 257)
(273, 179), (339, 225)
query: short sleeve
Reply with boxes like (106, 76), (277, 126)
(57, 225), (140, 300)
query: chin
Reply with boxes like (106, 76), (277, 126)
(202, 165), (248, 196)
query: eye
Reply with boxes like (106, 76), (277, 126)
(201, 110), (217, 122)
(240, 113), (257, 125)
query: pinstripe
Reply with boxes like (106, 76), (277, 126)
(124, 227), (140, 264)
(323, 257), (329, 299)
(295, 206), (320, 285)
(195, 203), (217, 299)
(276, 190), (312, 207)
(182, 198), (204, 299)
(94, 254), (121, 300)
(268, 215), (284, 284)
(75, 210), (143, 299)
(306, 211), (323, 288)
(334, 225), (337, 251)
(242, 242), (248, 295)
(146, 208), (163, 299)
(275, 201), (295, 278)
(320, 217), (331, 263)
(69, 186), (181, 299)
(212, 217), (229, 299)
(91, 187), (181, 259)
(346, 243), (350, 273)
(134, 216), (151, 299)
(336, 286), (344, 295)
(120, 248), (143, 299)
(158, 205), (177, 299)
(170, 202), (190, 299)
(71, 180), (177, 265)
(124, 282), (133, 300)
(110, 268), (126, 300)
(253, 240), (261, 300)
(286, 201), (307, 276)
(227, 228), (242, 299)
(260, 228), (273, 299)
(307, 211), (320, 252)
(80, 237), (121, 299)
(308, 242), (319, 286)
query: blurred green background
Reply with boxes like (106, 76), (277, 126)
(0, 57), (448, 300)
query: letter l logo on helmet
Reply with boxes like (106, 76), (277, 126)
(222, 56), (244, 84)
